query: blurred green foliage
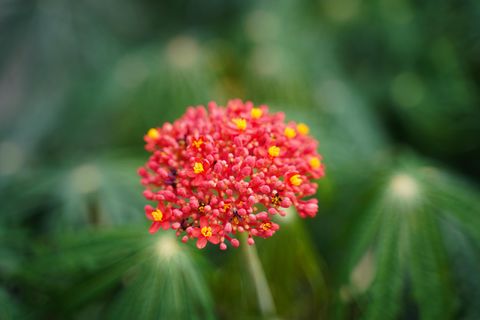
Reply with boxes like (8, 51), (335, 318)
(1, 0), (480, 319)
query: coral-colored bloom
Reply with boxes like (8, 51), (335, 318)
(145, 204), (171, 234)
(288, 173), (303, 186)
(139, 99), (325, 249)
(191, 217), (222, 249)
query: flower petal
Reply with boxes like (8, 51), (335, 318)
(191, 228), (201, 237)
(145, 205), (154, 220)
(196, 237), (208, 249)
(200, 216), (209, 228)
(149, 222), (161, 234)
(161, 221), (170, 230)
(209, 235), (220, 244)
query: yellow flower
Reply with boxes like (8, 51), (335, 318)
(268, 146), (280, 157)
(232, 118), (247, 130)
(147, 128), (160, 139)
(297, 123), (310, 135)
(284, 127), (296, 139)
(192, 138), (203, 149)
(152, 209), (163, 221)
(201, 226), (212, 238)
(193, 162), (204, 174)
(289, 174), (302, 186)
(251, 108), (263, 119)
(309, 157), (321, 169)
(260, 222), (272, 231)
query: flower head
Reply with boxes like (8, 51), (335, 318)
(139, 99), (325, 249)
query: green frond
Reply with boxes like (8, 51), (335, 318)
(20, 229), (215, 320)
(407, 208), (456, 320)
(2, 157), (145, 231)
(340, 155), (480, 319)
(441, 217), (480, 320)
(106, 235), (215, 320)
(362, 210), (404, 320)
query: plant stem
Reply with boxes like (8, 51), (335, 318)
(241, 235), (277, 319)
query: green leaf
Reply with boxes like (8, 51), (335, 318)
(21, 229), (215, 319)
(339, 155), (480, 319)
(361, 208), (404, 320)
(407, 209), (456, 320)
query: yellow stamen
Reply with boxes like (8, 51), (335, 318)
(223, 203), (231, 211)
(193, 162), (204, 174)
(201, 226), (212, 238)
(232, 216), (240, 225)
(309, 157), (321, 169)
(232, 118), (247, 131)
(152, 209), (163, 222)
(198, 202), (206, 213)
(251, 108), (263, 119)
(192, 138), (203, 149)
(297, 123), (310, 135)
(289, 174), (302, 186)
(268, 146), (280, 157)
(260, 222), (272, 231)
(271, 193), (281, 206)
(284, 127), (296, 139)
(147, 128), (160, 139)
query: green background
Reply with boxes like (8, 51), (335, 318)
(1, 0), (480, 319)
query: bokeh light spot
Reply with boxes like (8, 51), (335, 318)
(389, 173), (420, 200)
(0, 141), (24, 176)
(70, 164), (101, 194)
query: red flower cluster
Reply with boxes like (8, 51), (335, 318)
(138, 99), (325, 249)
